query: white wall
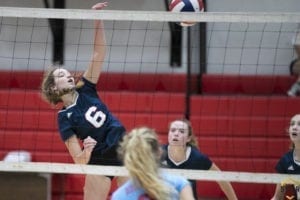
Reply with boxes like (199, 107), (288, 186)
(2, 0), (299, 11)
(207, 0), (300, 12)
(0, 0), (299, 75)
(0, 0), (166, 10)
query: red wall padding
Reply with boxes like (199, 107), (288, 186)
(1, 71), (297, 200)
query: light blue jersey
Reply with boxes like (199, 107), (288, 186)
(111, 172), (190, 200)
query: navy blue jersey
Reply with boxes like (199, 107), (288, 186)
(161, 144), (213, 198)
(57, 78), (125, 163)
(276, 150), (300, 174)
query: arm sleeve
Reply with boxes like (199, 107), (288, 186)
(78, 77), (99, 98)
(176, 177), (191, 192)
(193, 148), (213, 170)
(58, 114), (76, 141)
(275, 157), (287, 174)
(166, 174), (190, 193)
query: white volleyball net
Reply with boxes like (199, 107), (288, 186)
(0, 5), (300, 200)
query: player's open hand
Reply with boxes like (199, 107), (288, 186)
(92, 2), (108, 10)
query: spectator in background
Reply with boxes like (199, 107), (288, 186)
(287, 31), (300, 97)
(41, 2), (127, 200)
(271, 114), (300, 200)
(161, 119), (238, 200)
(112, 127), (195, 200)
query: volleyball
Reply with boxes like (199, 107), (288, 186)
(169, 0), (204, 13)
(169, 0), (204, 26)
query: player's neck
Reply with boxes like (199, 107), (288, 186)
(294, 146), (300, 153)
(293, 146), (300, 162)
(168, 145), (186, 162)
(63, 91), (78, 107)
(294, 142), (300, 151)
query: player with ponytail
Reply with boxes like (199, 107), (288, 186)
(112, 127), (194, 200)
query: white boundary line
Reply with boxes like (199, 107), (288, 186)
(0, 161), (299, 184)
(0, 7), (300, 23)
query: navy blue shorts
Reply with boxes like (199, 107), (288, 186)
(87, 126), (126, 180)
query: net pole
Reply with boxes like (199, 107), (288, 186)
(185, 27), (192, 120)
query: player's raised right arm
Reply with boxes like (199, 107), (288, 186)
(83, 2), (107, 84)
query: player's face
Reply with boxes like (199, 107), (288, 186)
(289, 115), (300, 144)
(53, 68), (75, 92)
(168, 120), (190, 146)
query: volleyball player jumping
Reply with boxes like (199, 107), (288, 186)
(41, 2), (127, 200)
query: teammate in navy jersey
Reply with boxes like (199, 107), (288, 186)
(41, 2), (127, 200)
(161, 119), (238, 200)
(271, 114), (300, 200)
(112, 127), (195, 200)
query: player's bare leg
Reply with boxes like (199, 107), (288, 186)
(84, 175), (111, 200)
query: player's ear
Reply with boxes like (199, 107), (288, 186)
(50, 86), (59, 94)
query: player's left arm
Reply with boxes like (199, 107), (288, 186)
(65, 135), (97, 164)
(209, 163), (238, 200)
(83, 2), (107, 84)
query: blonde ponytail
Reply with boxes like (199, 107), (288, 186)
(118, 127), (176, 200)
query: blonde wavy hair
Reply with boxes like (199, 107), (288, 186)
(40, 67), (61, 105)
(41, 66), (83, 105)
(118, 127), (176, 200)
